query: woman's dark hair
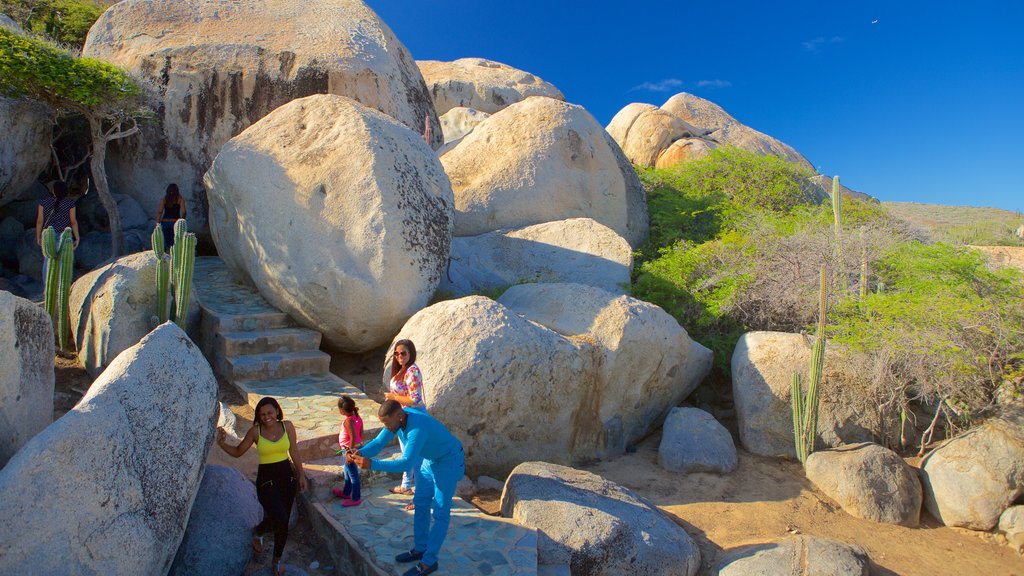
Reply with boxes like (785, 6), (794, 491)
(52, 181), (69, 202)
(165, 183), (180, 202)
(389, 339), (417, 379)
(338, 395), (358, 415)
(254, 396), (283, 432)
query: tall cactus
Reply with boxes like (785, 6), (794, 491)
(41, 226), (60, 319)
(56, 227), (74, 350)
(168, 219), (195, 327)
(792, 264), (828, 465)
(832, 176), (847, 293)
(859, 225), (869, 302)
(152, 224), (170, 323)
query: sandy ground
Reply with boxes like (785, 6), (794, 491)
(53, 354), (1023, 575)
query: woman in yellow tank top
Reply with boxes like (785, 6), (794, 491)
(217, 397), (307, 576)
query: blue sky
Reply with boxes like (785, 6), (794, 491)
(366, 0), (1024, 213)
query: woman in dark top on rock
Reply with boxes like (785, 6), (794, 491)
(35, 181), (79, 250)
(156, 183), (186, 249)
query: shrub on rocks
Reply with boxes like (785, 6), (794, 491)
(805, 443), (922, 526)
(920, 419), (1024, 530)
(205, 94), (453, 352)
(0, 290), (53, 467)
(501, 461), (701, 576)
(0, 322), (218, 575)
(713, 535), (870, 576)
(657, 407), (737, 474)
(169, 465), (261, 576)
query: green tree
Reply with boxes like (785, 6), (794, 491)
(1, 26), (142, 258)
(1, 0), (108, 48)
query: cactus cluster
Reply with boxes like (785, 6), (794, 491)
(151, 219), (196, 327)
(792, 264), (827, 465)
(41, 226), (75, 350)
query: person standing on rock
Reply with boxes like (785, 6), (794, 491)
(216, 396), (307, 576)
(349, 400), (464, 576)
(35, 180), (80, 251)
(155, 183), (186, 249)
(385, 339), (427, 501)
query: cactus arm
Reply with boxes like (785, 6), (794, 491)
(152, 225), (169, 323)
(792, 373), (805, 463)
(41, 227), (60, 319)
(832, 176), (846, 293)
(173, 232), (196, 328)
(56, 227), (75, 350)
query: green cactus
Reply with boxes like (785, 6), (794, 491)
(860, 225), (869, 302)
(41, 226), (60, 319)
(56, 227), (74, 350)
(152, 224), (170, 323)
(792, 264), (827, 465)
(166, 219), (195, 327)
(832, 176), (847, 293)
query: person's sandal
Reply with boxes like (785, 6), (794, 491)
(389, 486), (414, 495)
(395, 549), (424, 563)
(251, 535), (264, 555)
(405, 503), (415, 511)
(402, 562), (439, 576)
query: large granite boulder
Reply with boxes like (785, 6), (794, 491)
(612, 107), (702, 167)
(713, 535), (870, 576)
(501, 461), (701, 576)
(0, 322), (218, 575)
(0, 291), (53, 467)
(805, 443), (922, 526)
(82, 0), (442, 239)
(658, 407), (737, 474)
(441, 96), (649, 247)
(438, 106), (490, 144)
(418, 58), (564, 116)
(919, 419), (1024, 530)
(731, 331), (874, 457)
(440, 218), (632, 297)
(999, 506), (1024, 552)
(655, 137), (717, 169)
(660, 92), (813, 169)
(395, 285), (711, 475)
(169, 465), (261, 576)
(70, 251), (201, 377)
(205, 95), (452, 352)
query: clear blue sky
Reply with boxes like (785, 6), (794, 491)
(366, 0), (1024, 213)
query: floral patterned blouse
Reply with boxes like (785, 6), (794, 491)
(390, 364), (424, 407)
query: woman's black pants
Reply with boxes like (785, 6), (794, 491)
(254, 460), (296, 559)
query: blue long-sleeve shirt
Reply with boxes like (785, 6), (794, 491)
(360, 409), (463, 473)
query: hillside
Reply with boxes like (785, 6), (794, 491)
(884, 201), (1024, 246)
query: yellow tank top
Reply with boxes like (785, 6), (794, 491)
(257, 423), (291, 465)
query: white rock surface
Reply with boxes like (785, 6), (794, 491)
(713, 535), (870, 576)
(805, 443), (922, 526)
(999, 505), (1024, 551)
(83, 0), (442, 239)
(438, 106), (490, 143)
(0, 322), (218, 575)
(501, 461), (701, 576)
(658, 407), (737, 474)
(205, 95), (453, 352)
(920, 419), (1024, 530)
(440, 218), (632, 297)
(70, 251), (201, 377)
(0, 291), (53, 467)
(731, 331), (874, 457)
(441, 96), (648, 247)
(418, 58), (564, 116)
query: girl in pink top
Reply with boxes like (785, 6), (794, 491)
(334, 395), (363, 506)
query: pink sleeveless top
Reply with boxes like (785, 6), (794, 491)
(339, 413), (363, 448)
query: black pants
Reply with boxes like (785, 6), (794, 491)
(254, 460), (296, 559)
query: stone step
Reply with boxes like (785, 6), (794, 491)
(221, 350), (331, 382)
(231, 373), (383, 462)
(302, 481), (538, 576)
(214, 327), (322, 358)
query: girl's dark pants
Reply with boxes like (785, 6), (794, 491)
(254, 460), (296, 559)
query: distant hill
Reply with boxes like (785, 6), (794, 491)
(883, 202), (1024, 246)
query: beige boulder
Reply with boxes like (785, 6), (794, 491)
(605, 102), (657, 145)
(731, 331), (874, 457)
(616, 108), (702, 167)
(0, 291), (54, 467)
(661, 92), (812, 169)
(438, 107), (490, 144)
(655, 137), (717, 169)
(70, 251), (201, 377)
(418, 58), (564, 116)
(205, 95), (453, 352)
(440, 218), (632, 297)
(441, 96), (648, 247)
(83, 0), (441, 239)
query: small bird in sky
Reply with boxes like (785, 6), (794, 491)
(872, 19), (879, 24)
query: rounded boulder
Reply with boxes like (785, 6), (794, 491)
(418, 58), (564, 116)
(658, 407), (737, 474)
(0, 290), (54, 467)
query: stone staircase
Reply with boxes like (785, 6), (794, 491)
(192, 257), (380, 462)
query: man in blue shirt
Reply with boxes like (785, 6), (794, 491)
(349, 400), (464, 576)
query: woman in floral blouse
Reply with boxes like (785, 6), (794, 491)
(384, 339), (426, 500)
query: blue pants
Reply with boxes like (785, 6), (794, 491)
(412, 453), (465, 567)
(342, 461), (361, 501)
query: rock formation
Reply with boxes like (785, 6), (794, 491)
(0, 291), (53, 467)
(658, 407), (737, 474)
(418, 58), (564, 116)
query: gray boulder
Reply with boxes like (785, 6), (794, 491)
(0, 91), (50, 208)
(169, 465), (261, 576)
(0, 291), (53, 467)
(805, 443), (922, 526)
(999, 505), (1024, 552)
(0, 322), (219, 575)
(731, 331), (874, 457)
(15, 229), (42, 279)
(920, 419), (1024, 530)
(440, 218), (632, 297)
(501, 461), (701, 576)
(0, 216), (24, 263)
(114, 193), (152, 231)
(713, 535), (870, 576)
(658, 407), (737, 474)
(70, 251), (201, 377)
